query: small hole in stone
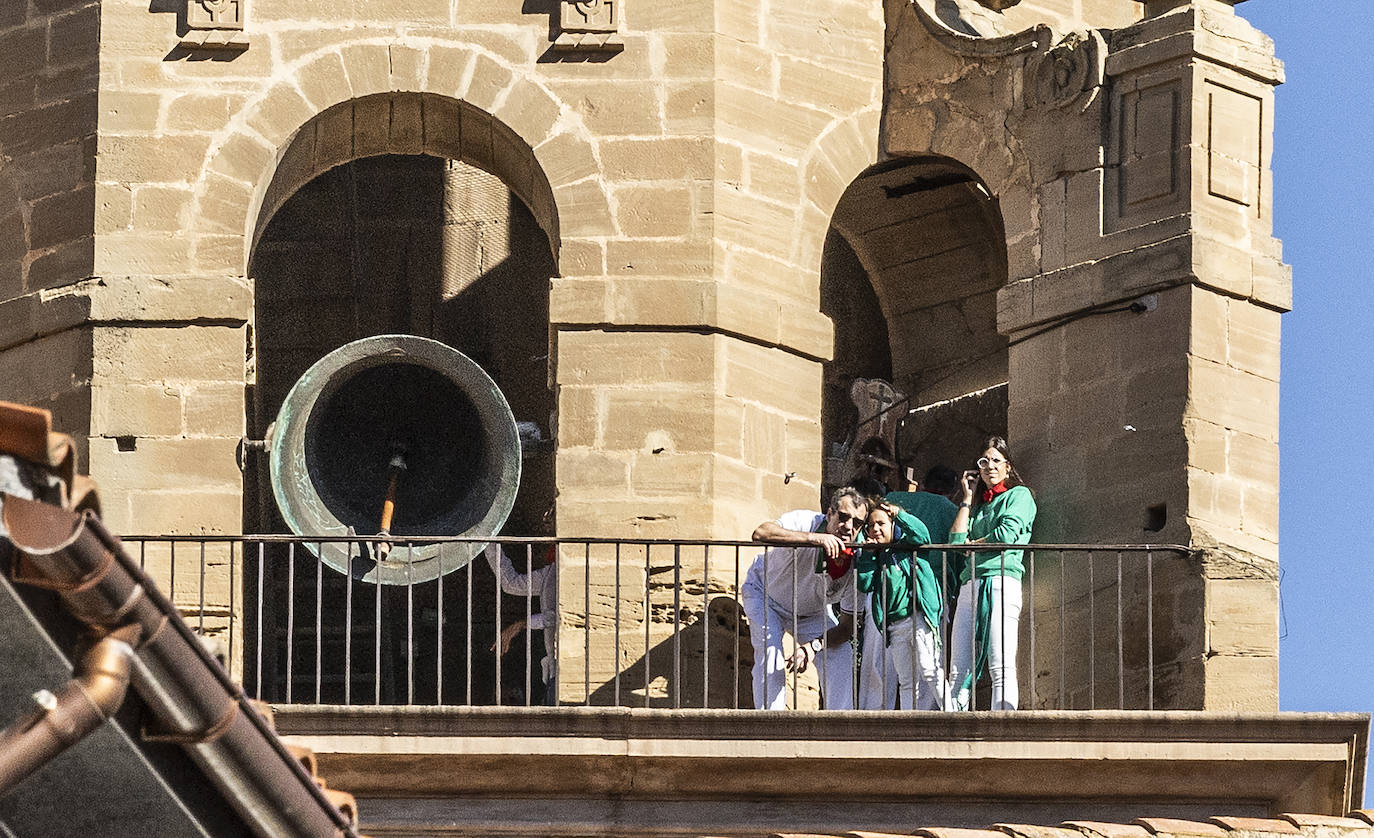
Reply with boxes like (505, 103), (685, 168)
(115, 436), (137, 452)
(1143, 503), (1167, 532)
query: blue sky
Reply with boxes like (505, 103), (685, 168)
(1236, 0), (1374, 802)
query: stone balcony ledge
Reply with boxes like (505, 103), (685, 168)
(274, 705), (1368, 834)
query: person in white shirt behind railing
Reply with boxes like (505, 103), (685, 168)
(485, 507), (559, 705)
(742, 486), (868, 710)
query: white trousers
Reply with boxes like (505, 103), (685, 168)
(858, 609), (944, 710)
(741, 567), (855, 710)
(948, 575), (1022, 711)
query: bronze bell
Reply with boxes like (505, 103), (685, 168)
(266, 335), (521, 585)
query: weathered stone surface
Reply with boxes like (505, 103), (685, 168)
(0, 0), (1295, 718)
(91, 324), (244, 382)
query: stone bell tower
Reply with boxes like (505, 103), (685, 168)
(0, 0), (1288, 711)
(881, 0), (1286, 710)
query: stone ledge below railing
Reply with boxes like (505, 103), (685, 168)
(273, 706), (1369, 837)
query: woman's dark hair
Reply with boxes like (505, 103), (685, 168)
(974, 435), (1028, 502)
(921, 465), (960, 497)
(849, 475), (889, 502)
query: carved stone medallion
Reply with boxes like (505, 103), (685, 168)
(554, 0), (624, 53)
(1029, 30), (1106, 111)
(181, 0), (248, 51)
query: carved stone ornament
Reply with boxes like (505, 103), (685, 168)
(913, 0), (1048, 58)
(822, 378), (906, 491)
(181, 0), (248, 51)
(975, 0), (1022, 9)
(553, 0), (624, 53)
(1029, 30), (1106, 112)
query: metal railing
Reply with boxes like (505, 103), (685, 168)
(119, 534), (1192, 711)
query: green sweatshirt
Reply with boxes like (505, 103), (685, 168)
(950, 485), (1037, 584)
(884, 490), (959, 587)
(948, 485), (1037, 694)
(855, 508), (942, 637)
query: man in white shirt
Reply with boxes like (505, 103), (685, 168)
(742, 486), (868, 710)
(485, 539), (558, 704)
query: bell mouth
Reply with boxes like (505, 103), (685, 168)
(268, 335), (521, 585)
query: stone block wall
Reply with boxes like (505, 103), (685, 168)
(0, 0), (888, 688)
(885, 0), (1285, 709)
(0, 0), (1292, 709)
(0, 0), (100, 450)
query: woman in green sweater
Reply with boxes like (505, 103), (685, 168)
(947, 436), (1037, 711)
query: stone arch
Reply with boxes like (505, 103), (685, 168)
(885, 100), (1037, 283)
(247, 93), (560, 259)
(793, 107), (882, 274)
(185, 39), (613, 275)
(819, 150), (1012, 483)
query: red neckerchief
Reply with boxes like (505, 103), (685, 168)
(812, 518), (856, 579)
(825, 547), (855, 580)
(982, 481), (1009, 504)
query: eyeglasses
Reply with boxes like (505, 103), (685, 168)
(831, 512), (863, 527)
(977, 456), (1007, 469)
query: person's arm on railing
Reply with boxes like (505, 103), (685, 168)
(753, 520), (843, 558)
(891, 508), (932, 549)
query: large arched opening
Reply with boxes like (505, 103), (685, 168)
(822, 155), (1010, 492)
(243, 93), (558, 705)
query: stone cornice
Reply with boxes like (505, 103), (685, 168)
(1108, 6), (1284, 84)
(0, 276), (252, 354)
(275, 706), (1368, 819)
(997, 233), (1291, 337)
(549, 277), (834, 363)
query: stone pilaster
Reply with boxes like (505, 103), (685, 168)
(996, 0), (1286, 709)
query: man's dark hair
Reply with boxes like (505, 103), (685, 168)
(828, 485), (869, 516)
(921, 465), (959, 497)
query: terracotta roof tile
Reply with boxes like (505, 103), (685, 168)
(1281, 814), (1373, 829)
(917, 829), (1006, 838)
(1210, 818), (1302, 834)
(1136, 819), (1229, 837)
(1065, 822), (1153, 838)
(996, 824), (1085, 838)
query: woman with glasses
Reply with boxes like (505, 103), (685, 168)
(946, 436), (1037, 711)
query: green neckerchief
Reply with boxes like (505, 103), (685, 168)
(956, 578), (995, 698)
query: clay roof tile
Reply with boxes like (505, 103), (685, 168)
(997, 823), (1087, 838)
(1136, 819), (1229, 837)
(1209, 818), (1302, 834)
(1065, 821), (1154, 838)
(1282, 814), (1374, 829)
(918, 829), (1007, 838)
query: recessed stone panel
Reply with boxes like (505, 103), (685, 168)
(1206, 80), (1262, 211)
(1121, 83), (1179, 209)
